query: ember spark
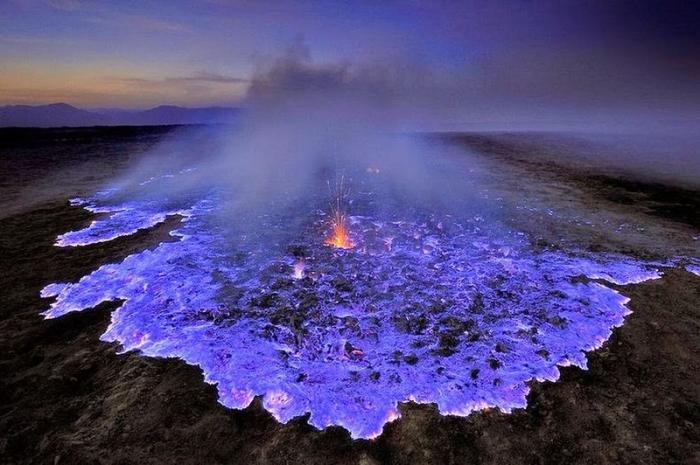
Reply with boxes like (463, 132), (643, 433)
(325, 176), (353, 249)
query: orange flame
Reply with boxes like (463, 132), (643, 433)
(325, 176), (353, 249)
(326, 214), (353, 249)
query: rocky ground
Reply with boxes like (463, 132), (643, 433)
(1, 127), (698, 464)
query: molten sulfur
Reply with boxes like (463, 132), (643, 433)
(325, 217), (353, 249)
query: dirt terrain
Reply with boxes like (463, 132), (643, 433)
(1, 127), (698, 464)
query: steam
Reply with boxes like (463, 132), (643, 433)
(109, 41), (493, 244)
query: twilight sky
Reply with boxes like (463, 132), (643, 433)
(1, 0), (698, 129)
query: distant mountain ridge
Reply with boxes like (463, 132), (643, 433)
(0, 103), (241, 128)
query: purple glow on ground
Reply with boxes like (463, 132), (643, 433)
(56, 203), (179, 246)
(41, 175), (691, 439)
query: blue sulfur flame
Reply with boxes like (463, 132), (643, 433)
(40, 171), (692, 439)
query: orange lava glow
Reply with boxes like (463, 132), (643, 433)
(325, 176), (354, 249)
(325, 217), (353, 249)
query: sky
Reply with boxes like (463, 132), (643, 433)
(1, 0), (699, 130)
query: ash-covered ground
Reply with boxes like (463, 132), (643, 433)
(1, 127), (699, 464)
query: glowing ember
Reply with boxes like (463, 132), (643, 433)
(325, 176), (354, 249)
(326, 216), (353, 249)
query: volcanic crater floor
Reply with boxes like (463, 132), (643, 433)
(1, 127), (699, 465)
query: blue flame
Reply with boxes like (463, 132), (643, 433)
(40, 171), (690, 439)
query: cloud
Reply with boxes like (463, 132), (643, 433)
(8, 0), (84, 10)
(127, 15), (190, 33)
(0, 35), (76, 46)
(113, 72), (250, 86)
(92, 71), (250, 107)
(246, 39), (350, 99)
(240, 37), (453, 129)
(166, 72), (250, 84)
(9, 1), (188, 32)
(44, 0), (83, 11)
(238, 34), (700, 133)
(74, 11), (190, 33)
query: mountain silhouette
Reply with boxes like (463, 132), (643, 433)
(0, 103), (241, 127)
